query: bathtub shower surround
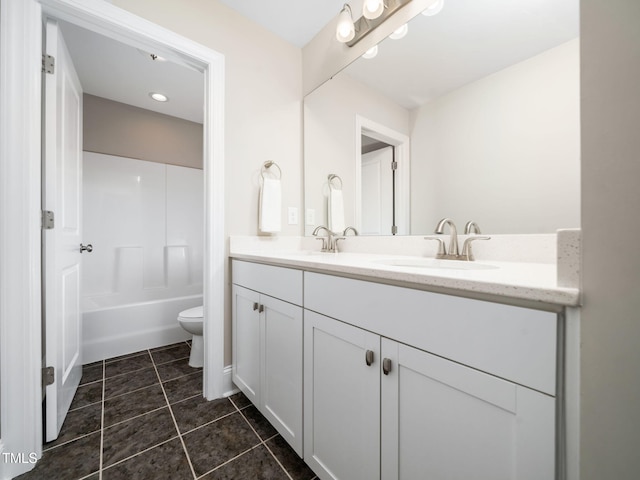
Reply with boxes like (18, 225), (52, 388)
(82, 152), (204, 363)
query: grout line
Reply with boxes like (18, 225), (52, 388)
(235, 404), (294, 480)
(150, 349), (198, 480)
(103, 405), (169, 430)
(162, 369), (203, 386)
(263, 440), (295, 480)
(104, 350), (151, 365)
(179, 409), (239, 437)
(103, 364), (155, 381)
(152, 355), (191, 367)
(101, 436), (180, 473)
(102, 380), (161, 403)
(99, 360), (105, 480)
(168, 392), (204, 407)
(195, 443), (264, 479)
(78, 377), (104, 387)
(42, 429), (100, 453)
(68, 398), (103, 413)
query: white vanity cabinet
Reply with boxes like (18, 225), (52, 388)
(380, 339), (555, 480)
(304, 272), (558, 480)
(231, 260), (304, 455)
(303, 310), (381, 480)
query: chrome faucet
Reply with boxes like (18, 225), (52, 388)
(312, 225), (345, 252)
(435, 217), (460, 259)
(312, 225), (333, 252)
(425, 218), (490, 261)
(343, 226), (358, 236)
(462, 220), (489, 261)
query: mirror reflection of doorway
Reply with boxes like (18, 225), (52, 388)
(361, 136), (395, 235)
(355, 116), (410, 236)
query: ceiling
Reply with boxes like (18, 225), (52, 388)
(59, 21), (204, 124)
(58, 0), (579, 123)
(344, 0), (579, 109)
(217, 0), (359, 48)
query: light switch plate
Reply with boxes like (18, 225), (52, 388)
(288, 207), (298, 225)
(306, 209), (315, 226)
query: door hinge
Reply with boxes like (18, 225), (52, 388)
(391, 161), (398, 171)
(42, 210), (55, 229)
(42, 54), (55, 74)
(43, 366), (55, 386)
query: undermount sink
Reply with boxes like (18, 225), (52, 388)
(372, 258), (499, 271)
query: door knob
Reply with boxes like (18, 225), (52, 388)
(80, 243), (93, 253)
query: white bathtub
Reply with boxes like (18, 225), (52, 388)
(82, 291), (202, 364)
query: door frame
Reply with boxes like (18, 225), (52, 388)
(355, 115), (410, 235)
(0, 0), (225, 476)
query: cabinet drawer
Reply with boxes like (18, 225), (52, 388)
(304, 272), (557, 396)
(232, 260), (303, 306)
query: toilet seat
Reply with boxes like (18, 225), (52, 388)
(178, 305), (203, 320)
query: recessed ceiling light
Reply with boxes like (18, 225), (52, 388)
(149, 92), (169, 102)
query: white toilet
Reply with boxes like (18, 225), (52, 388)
(177, 305), (204, 368)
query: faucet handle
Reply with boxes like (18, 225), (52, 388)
(315, 237), (328, 252)
(424, 236), (447, 257)
(461, 236), (490, 261)
(333, 236), (346, 253)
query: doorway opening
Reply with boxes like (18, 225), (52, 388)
(0, 1), (224, 474)
(355, 116), (410, 235)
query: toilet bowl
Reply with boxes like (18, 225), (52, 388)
(177, 305), (204, 368)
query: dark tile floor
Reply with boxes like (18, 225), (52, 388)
(18, 342), (317, 480)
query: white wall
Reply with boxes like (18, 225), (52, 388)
(304, 73), (410, 234)
(112, 0), (302, 365)
(411, 39), (581, 234)
(580, 0), (640, 477)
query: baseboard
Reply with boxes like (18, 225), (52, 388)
(222, 365), (239, 397)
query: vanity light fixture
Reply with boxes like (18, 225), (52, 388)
(362, 45), (379, 59)
(149, 92), (169, 102)
(389, 23), (409, 39)
(336, 4), (355, 43)
(338, 0), (412, 47)
(422, 0), (444, 16)
(363, 0), (385, 20)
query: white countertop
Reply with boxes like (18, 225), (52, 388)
(229, 246), (581, 308)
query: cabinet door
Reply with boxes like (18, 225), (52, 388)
(304, 311), (380, 480)
(381, 339), (555, 480)
(260, 295), (303, 456)
(232, 285), (260, 405)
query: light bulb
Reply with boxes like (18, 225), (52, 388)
(336, 4), (355, 43)
(389, 23), (408, 40)
(422, 0), (444, 17)
(149, 92), (168, 102)
(362, 45), (379, 59)
(363, 0), (384, 20)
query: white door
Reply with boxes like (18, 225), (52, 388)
(43, 19), (84, 442)
(381, 339), (555, 480)
(260, 295), (303, 456)
(361, 146), (394, 235)
(304, 311), (380, 480)
(231, 285), (261, 405)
